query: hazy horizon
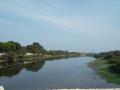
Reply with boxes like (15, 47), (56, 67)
(0, 0), (120, 52)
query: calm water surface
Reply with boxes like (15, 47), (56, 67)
(0, 57), (120, 90)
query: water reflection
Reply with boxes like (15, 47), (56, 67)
(0, 57), (72, 78)
(25, 61), (45, 72)
(0, 57), (120, 90)
(0, 61), (45, 77)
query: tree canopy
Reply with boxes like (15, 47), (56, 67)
(0, 41), (21, 52)
(26, 42), (47, 54)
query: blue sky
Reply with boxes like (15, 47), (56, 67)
(0, 0), (120, 52)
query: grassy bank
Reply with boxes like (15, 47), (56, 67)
(89, 59), (120, 84)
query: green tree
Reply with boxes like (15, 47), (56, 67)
(26, 42), (47, 54)
(0, 41), (22, 52)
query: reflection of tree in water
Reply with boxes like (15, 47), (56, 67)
(0, 63), (24, 77)
(25, 61), (45, 72)
(0, 61), (45, 77)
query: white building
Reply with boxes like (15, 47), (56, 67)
(0, 86), (4, 90)
(24, 53), (34, 56)
(0, 53), (6, 57)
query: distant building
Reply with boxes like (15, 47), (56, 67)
(0, 86), (4, 90)
(0, 53), (6, 57)
(24, 53), (34, 56)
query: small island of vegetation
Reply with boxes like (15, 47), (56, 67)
(0, 41), (83, 64)
(89, 50), (120, 84)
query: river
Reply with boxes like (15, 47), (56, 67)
(0, 57), (120, 90)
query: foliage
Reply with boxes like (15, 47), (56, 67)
(48, 50), (68, 56)
(100, 67), (120, 84)
(0, 41), (22, 52)
(89, 59), (120, 84)
(0, 53), (15, 63)
(0, 41), (81, 63)
(26, 42), (47, 54)
(94, 50), (120, 74)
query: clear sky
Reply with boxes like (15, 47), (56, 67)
(0, 0), (120, 52)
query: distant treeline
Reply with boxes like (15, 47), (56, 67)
(0, 41), (81, 55)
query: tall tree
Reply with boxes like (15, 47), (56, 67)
(26, 42), (47, 54)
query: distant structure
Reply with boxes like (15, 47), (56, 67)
(0, 53), (6, 57)
(24, 52), (34, 56)
(0, 86), (4, 90)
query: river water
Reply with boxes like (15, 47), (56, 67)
(0, 57), (120, 90)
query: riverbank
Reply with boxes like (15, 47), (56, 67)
(0, 54), (82, 64)
(0, 41), (84, 64)
(88, 59), (120, 84)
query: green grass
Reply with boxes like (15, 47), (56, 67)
(99, 67), (120, 84)
(89, 59), (120, 84)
